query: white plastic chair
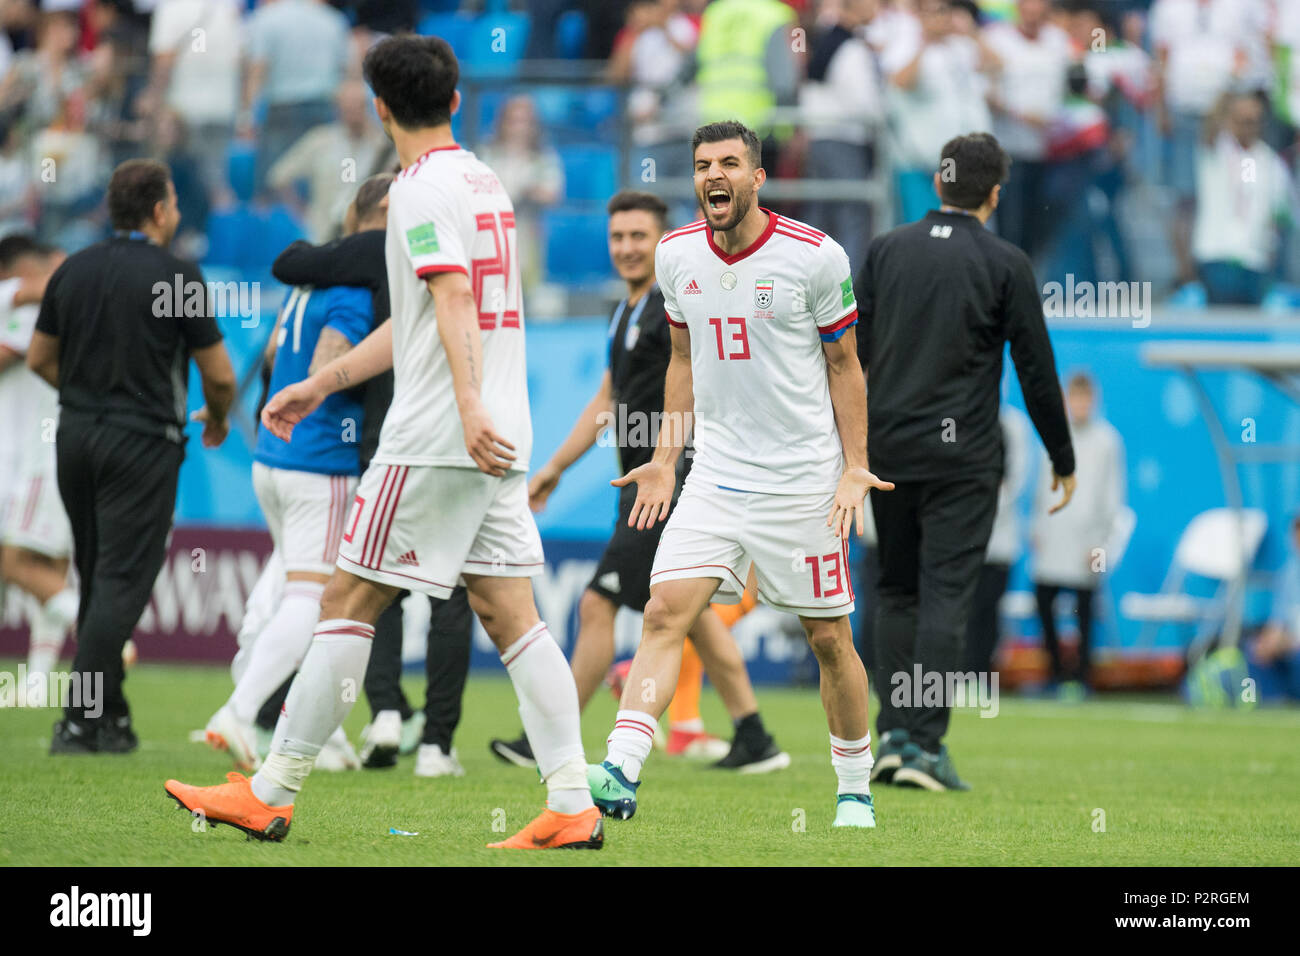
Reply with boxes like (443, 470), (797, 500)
(1120, 507), (1268, 652)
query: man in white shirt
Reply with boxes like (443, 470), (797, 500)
(242, 0), (354, 195)
(585, 120), (893, 829)
(165, 36), (603, 852)
(963, 405), (1030, 675)
(882, 0), (996, 224)
(1150, 0), (1271, 285)
(0, 238), (76, 706)
(800, 0), (885, 276)
(1193, 91), (1295, 304)
(142, 0), (242, 206)
(267, 81), (393, 242)
(982, 0), (1072, 259)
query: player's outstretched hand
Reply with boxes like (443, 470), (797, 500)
(528, 464), (560, 513)
(612, 460), (675, 529)
(190, 407), (229, 448)
(1049, 471), (1077, 514)
(461, 398), (517, 477)
(261, 379), (326, 442)
(828, 466), (895, 538)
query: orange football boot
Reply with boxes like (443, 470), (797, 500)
(164, 772), (293, 841)
(487, 806), (604, 850)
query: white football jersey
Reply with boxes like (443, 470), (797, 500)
(0, 280), (56, 487)
(657, 211), (858, 495)
(375, 145), (531, 472)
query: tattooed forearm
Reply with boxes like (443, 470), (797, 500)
(310, 328), (354, 376)
(333, 367), (351, 389)
(464, 329), (479, 390)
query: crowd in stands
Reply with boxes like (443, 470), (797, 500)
(1, 0), (1297, 309)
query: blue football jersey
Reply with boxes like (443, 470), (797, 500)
(254, 285), (374, 476)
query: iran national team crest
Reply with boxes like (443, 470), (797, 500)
(755, 278), (774, 310)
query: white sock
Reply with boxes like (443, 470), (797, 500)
(250, 619), (373, 806)
(830, 733), (874, 796)
(41, 588), (78, 633)
(227, 581), (324, 722)
(670, 717), (704, 733)
(27, 608), (65, 676)
(605, 709), (658, 782)
(499, 622), (592, 812)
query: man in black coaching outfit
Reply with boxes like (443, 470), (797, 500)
(856, 133), (1076, 791)
(28, 159), (236, 754)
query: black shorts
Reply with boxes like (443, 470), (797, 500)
(587, 484), (674, 612)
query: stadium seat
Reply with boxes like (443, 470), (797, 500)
(254, 204), (307, 268)
(542, 210), (608, 285)
(559, 145), (618, 202)
(462, 12), (530, 77)
(204, 206), (260, 269)
(417, 12), (473, 55)
(227, 144), (256, 203)
(554, 9), (588, 59)
(1120, 507), (1267, 658)
(204, 203), (306, 272)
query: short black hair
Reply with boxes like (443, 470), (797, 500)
(937, 132), (1010, 209)
(107, 158), (172, 231)
(607, 190), (668, 230)
(0, 234), (54, 271)
(354, 173), (394, 223)
(692, 120), (762, 170)
(362, 35), (458, 130)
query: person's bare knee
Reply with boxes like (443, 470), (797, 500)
(578, 588), (617, 632)
(465, 574), (540, 650)
(319, 570), (396, 624)
(802, 616), (854, 664)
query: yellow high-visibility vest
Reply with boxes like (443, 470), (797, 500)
(695, 0), (796, 136)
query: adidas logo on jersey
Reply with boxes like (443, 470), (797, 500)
(930, 224), (954, 239)
(683, 279), (702, 295)
(397, 550), (420, 567)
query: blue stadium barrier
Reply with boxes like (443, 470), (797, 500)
(558, 144), (618, 201)
(541, 210), (608, 284)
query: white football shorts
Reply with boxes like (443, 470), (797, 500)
(252, 462), (358, 577)
(335, 463), (544, 598)
(650, 475), (855, 618)
(2, 445), (71, 558)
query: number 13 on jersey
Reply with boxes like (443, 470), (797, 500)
(708, 316), (750, 360)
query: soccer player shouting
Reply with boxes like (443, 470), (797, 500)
(587, 121), (894, 828)
(165, 36), (603, 850)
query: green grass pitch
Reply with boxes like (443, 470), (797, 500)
(2, 659), (1297, 866)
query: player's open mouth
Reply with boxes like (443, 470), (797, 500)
(706, 188), (731, 215)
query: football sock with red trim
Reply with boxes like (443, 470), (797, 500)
(500, 622), (592, 814)
(830, 733), (874, 795)
(605, 709), (659, 781)
(251, 619), (374, 806)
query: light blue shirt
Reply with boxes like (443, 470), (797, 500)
(246, 0), (350, 105)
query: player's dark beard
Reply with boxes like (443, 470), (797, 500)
(702, 186), (752, 234)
